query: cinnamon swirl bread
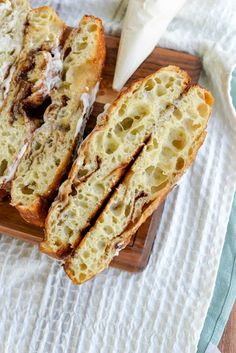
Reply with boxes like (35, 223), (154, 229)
(42, 66), (191, 257)
(11, 16), (105, 226)
(0, 6), (66, 197)
(65, 85), (213, 284)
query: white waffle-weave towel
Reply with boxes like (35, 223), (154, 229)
(0, 1), (236, 352)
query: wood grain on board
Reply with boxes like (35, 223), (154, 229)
(0, 35), (202, 272)
(219, 301), (236, 353)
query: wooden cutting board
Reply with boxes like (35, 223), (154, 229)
(0, 35), (202, 272)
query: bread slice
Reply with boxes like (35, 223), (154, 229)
(0, 7), (66, 197)
(0, 0), (30, 110)
(42, 66), (191, 258)
(11, 16), (106, 226)
(65, 85), (213, 284)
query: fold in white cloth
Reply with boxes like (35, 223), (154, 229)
(0, 1), (235, 352)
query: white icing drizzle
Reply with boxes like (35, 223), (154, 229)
(74, 82), (100, 138)
(1, 142), (28, 185)
(2, 65), (15, 100)
(96, 103), (111, 125)
(45, 47), (63, 91)
(31, 47), (63, 98)
(114, 241), (125, 257)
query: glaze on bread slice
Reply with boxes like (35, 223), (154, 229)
(11, 16), (105, 226)
(0, 6), (66, 197)
(42, 66), (191, 258)
(65, 86), (213, 284)
(0, 0), (30, 109)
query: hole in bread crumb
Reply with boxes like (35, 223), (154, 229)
(77, 42), (88, 50)
(83, 251), (89, 259)
(166, 81), (173, 88)
(157, 86), (166, 96)
(112, 216), (118, 224)
(79, 273), (86, 281)
(145, 166), (155, 175)
(0, 159), (8, 176)
(8, 145), (16, 154)
(33, 141), (41, 151)
(94, 183), (105, 194)
(88, 24), (97, 32)
(21, 185), (34, 195)
(176, 157), (185, 170)
(197, 91), (204, 99)
(125, 204), (131, 217)
(171, 130), (187, 150)
(173, 109), (182, 120)
(130, 125), (144, 135)
(118, 104), (127, 116)
(155, 77), (161, 84)
(172, 139), (185, 150)
(104, 225), (113, 234)
(98, 241), (106, 250)
(80, 263), (87, 270)
(65, 226), (73, 237)
(114, 123), (123, 136)
(153, 138), (159, 148)
(77, 168), (89, 178)
(162, 147), (176, 158)
(151, 180), (168, 193)
(188, 147), (193, 156)
(197, 103), (208, 118)
(105, 141), (119, 154)
(55, 239), (62, 247)
(120, 117), (133, 130)
(153, 167), (167, 183)
(145, 79), (155, 91)
(193, 123), (201, 130)
(204, 92), (213, 106)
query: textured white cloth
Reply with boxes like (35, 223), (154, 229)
(0, 1), (236, 353)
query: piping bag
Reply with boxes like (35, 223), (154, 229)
(113, 0), (187, 91)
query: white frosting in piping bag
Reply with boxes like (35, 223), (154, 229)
(113, 0), (187, 91)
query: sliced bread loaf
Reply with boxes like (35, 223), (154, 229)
(0, 0), (30, 109)
(0, 6), (66, 197)
(42, 66), (191, 257)
(11, 16), (105, 226)
(65, 85), (213, 284)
